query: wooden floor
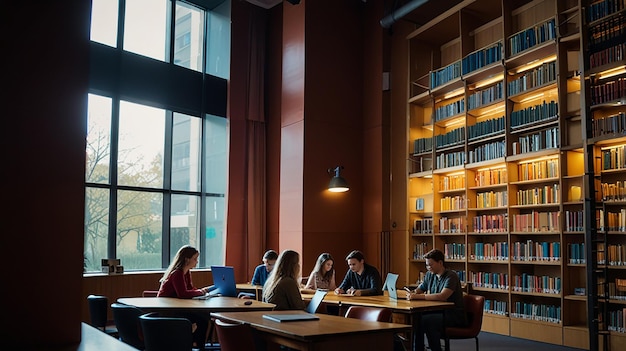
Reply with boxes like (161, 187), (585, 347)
(437, 331), (586, 351)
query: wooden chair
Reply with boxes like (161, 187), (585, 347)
(87, 295), (118, 337)
(214, 318), (258, 351)
(139, 312), (193, 351)
(443, 294), (485, 351)
(344, 305), (393, 322)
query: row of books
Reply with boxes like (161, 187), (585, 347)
(511, 240), (561, 262)
(442, 243), (466, 260)
(590, 77), (626, 105)
(589, 43), (625, 70)
(607, 308), (626, 333)
(517, 158), (559, 181)
(507, 61), (557, 96)
(440, 196), (467, 211)
(468, 116), (505, 141)
(475, 167), (508, 187)
(484, 299), (508, 316)
(598, 277), (626, 299)
(565, 210), (584, 232)
(588, 15), (626, 50)
(601, 144), (626, 171)
(510, 303), (560, 324)
(512, 126), (559, 155)
(468, 81), (503, 110)
(430, 61), (461, 89)
(508, 18), (556, 56)
(592, 112), (626, 138)
(435, 126), (465, 148)
(568, 242), (586, 264)
(412, 242), (429, 260)
(511, 211), (560, 232)
(511, 274), (561, 294)
(469, 242), (508, 261)
(435, 151), (466, 169)
(475, 190), (507, 208)
(435, 99), (465, 122)
(602, 181), (626, 201)
(439, 216), (466, 233)
(440, 174), (465, 191)
(596, 243), (626, 265)
(468, 141), (506, 163)
(515, 184), (560, 206)
(413, 218), (433, 234)
(469, 271), (509, 290)
(510, 100), (558, 129)
(586, 0), (626, 22)
(413, 137), (432, 154)
(462, 41), (503, 75)
(471, 214), (508, 233)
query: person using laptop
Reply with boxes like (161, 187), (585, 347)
(303, 252), (336, 292)
(405, 248), (466, 351)
(262, 249), (306, 310)
(251, 249), (278, 286)
(157, 245), (212, 350)
(334, 250), (383, 296)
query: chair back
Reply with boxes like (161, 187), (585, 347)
(214, 318), (257, 351)
(305, 289), (328, 314)
(111, 302), (145, 350)
(446, 294), (485, 338)
(344, 306), (393, 322)
(140, 312), (193, 351)
(87, 295), (109, 329)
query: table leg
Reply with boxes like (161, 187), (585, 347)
(412, 313), (423, 351)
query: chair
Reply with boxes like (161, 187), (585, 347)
(111, 302), (145, 350)
(344, 306), (393, 322)
(139, 312), (193, 351)
(142, 290), (159, 297)
(305, 289), (328, 314)
(443, 294), (485, 351)
(214, 318), (257, 351)
(87, 295), (118, 337)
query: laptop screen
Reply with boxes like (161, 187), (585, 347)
(210, 265), (237, 297)
(382, 272), (399, 300)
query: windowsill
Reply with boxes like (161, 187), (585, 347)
(83, 268), (213, 277)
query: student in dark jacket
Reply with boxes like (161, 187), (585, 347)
(334, 250), (383, 296)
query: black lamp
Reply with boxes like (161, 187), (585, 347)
(328, 166), (349, 192)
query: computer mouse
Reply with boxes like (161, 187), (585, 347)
(244, 300), (253, 305)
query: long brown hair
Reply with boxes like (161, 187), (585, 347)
(312, 252), (334, 281)
(160, 245), (199, 283)
(263, 249), (300, 300)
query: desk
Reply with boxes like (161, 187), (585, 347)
(78, 323), (138, 351)
(236, 283), (263, 300)
(301, 292), (453, 351)
(211, 310), (411, 351)
(117, 296), (274, 313)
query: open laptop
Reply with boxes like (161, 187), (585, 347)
(382, 272), (399, 300)
(305, 289), (328, 314)
(209, 265), (238, 297)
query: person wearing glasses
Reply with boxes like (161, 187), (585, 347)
(251, 249), (278, 286)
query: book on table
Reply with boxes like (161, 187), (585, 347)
(262, 313), (319, 322)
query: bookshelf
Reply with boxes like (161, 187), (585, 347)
(403, 0), (626, 349)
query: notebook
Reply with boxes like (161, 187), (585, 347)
(210, 265), (238, 297)
(382, 272), (399, 300)
(262, 313), (320, 323)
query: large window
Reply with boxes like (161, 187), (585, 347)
(86, 0), (230, 272)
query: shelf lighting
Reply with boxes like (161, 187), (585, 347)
(514, 54), (557, 74)
(443, 88), (465, 100)
(478, 104), (506, 117)
(445, 171), (465, 176)
(597, 65), (626, 80)
(518, 154), (559, 164)
(600, 143), (626, 151)
(442, 117), (465, 128)
(473, 74), (504, 89)
(477, 165), (507, 172)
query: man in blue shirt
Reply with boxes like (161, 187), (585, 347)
(334, 250), (383, 296)
(251, 250), (278, 286)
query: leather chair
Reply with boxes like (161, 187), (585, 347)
(87, 294), (118, 337)
(139, 312), (193, 351)
(443, 294), (485, 351)
(111, 302), (145, 350)
(344, 306), (393, 322)
(214, 318), (257, 351)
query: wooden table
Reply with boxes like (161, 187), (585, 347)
(236, 283), (263, 300)
(117, 296), (275, 313)
(301, 292), (453, 351)
(211, 310), (411, 351)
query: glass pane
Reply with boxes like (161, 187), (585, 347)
(172, 113), (202, 191)
(84, 187), (109, 272)
(206, 1), (231, 79)
(86, 94), (112, 184)
(117, 190), (163, 270)
(90, 0), (119, 47)
(171, 194), (201, 262)
(204, 114), (228, 194)
(124, 0), (169, 61)
(174, 2), (204, 72)
(118, 101), (165, 188)
(204, 196), (225, 266)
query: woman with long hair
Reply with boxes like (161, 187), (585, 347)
(262, 249), (306, 310)
(304, 253), (336, 291)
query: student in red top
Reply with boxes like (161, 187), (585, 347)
(157, 245), (212, 349)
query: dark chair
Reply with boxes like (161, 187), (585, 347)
(214, 318), (257, 351)
(443, 294), (485, 351)
(142, 290), (159, 297)
(111, 302), (145, 350)
(344, 305), (393, 322)
(139, 312), (193, 351)
(87, 294), (118, 337)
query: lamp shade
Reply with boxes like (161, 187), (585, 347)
(328, 166), (349, 192)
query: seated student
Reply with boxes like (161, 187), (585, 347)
(302, 252), (336, 293)
(157, 245), (213, 350)
(262, 249), (306, 310)
(334, 250), (383, 296)
(405, 248), (466, 351)
(251, 249), (278, 286)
